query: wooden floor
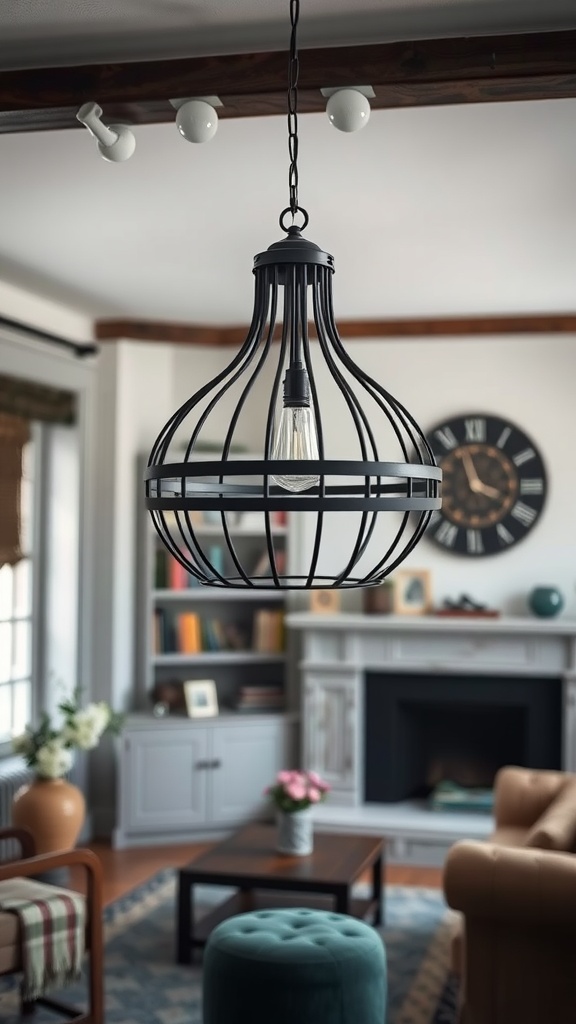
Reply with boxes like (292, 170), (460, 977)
(85, 839), (443, 907)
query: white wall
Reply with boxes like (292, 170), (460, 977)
(90, 340), (174, 833)
(173, 332), (576, 615)
(0, 279), (93, 343)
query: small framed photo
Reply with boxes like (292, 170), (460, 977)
(309, 588), (341, 615)
(183, 679), (219, 718)
(392, 569), (432, 616)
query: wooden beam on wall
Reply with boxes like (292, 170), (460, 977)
(1, 29), (576, 134)
(95, 314), (576, 346)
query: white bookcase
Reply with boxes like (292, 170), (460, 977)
(135, 453), (292, 715)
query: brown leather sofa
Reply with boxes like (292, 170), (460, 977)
(443, 766), (576, 1024)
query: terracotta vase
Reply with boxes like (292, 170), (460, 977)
(12, 777), (86, 854)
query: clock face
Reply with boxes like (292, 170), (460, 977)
(426, 413), (547, 557)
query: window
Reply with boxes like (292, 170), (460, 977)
(0, 433), (37, 746)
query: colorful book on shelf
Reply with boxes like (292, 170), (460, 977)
(169, 557), (189, 590)
(252, 609), (285, 653)
(178, 611), (201, 653)
(153, 607), (177, 652)
(222, 622), (249, 650)
(236, 684), (285, 711)
(152, 608), (163, 653)
(154, 549), (168, 589)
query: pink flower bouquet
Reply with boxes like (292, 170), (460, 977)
(265, 769), (330, 813)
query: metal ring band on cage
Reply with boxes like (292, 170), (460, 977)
(145, 463), (440, 514)
(145, 459), (441, 483)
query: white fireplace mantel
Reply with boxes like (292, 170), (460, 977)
(286, 613), (576, 865)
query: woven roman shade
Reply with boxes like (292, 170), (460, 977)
(0, 374), (75, 425)
(0, 374), (76, 566)
(0, 412), (30, 566)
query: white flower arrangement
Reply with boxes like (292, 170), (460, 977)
(12, 689), (123, 779)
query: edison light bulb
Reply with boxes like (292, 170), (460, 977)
(271, 405), (320, 492)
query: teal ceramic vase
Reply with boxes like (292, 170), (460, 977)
(528, 586), (564, 618)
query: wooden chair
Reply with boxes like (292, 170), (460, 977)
(0, 826), (103, 1024)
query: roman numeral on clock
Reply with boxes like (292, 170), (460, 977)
(434, 426), (458, 451)
(513, 447), (536, 467)
(467, 529), (484, 554)
(435, 521), (458, 548)
(496, 523), (514, 546)
(465, 417), (486, 442)
(511, 501), (537, 526)
(496, 426), (512, 449)
(520, 478), (544, 495)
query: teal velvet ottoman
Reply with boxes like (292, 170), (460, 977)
(202, 907), (387, 1024)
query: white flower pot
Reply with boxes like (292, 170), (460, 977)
(276, 807), (314, 856)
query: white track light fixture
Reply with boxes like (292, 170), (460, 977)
(144, 2), (440, 590)
(76, 102), (136, 162)
(175, 99), (219, 144)
(325, 89), (372, 133)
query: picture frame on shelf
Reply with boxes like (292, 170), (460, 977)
(392, 569), (432, 616)
(183, 679), (219, 718)
(309, 588), (341, 614)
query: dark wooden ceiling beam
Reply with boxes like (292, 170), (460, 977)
(94, 314), (576, 346)
(1, 29), (576, 134)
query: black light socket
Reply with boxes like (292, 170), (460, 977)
(283, 363), (310, 407)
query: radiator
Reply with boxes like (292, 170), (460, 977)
(0, 757), (34, 860)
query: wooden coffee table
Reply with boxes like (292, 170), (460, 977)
(176, 822), (385, 963)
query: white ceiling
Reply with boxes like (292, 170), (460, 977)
(1, 0), (575, 70)
(0, 1), (575, 325)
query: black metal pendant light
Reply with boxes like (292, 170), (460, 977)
(145, 0), (441, 590)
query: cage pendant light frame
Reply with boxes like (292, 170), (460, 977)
(144, 0), (441, 590)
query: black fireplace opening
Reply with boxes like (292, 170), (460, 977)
(364, 672), (562, 804)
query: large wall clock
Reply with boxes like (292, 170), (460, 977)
(426, 413), (547, 557)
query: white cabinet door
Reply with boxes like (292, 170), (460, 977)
(209, 721), (287, 824)
(121, 728), (209, 832)
(303, 673), (356, 791)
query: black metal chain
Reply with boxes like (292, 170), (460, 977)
(287, 0), (300, 220)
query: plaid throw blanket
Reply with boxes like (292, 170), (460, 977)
(0, 877), (86, 1001)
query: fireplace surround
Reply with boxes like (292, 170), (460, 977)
(287, 613), (576, 865)
(364, 671), (562, 803)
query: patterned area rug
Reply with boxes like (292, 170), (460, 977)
(0, 871), (459, 1023)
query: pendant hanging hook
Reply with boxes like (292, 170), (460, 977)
(287, 0), (303, 225)
(279, 206), (309, 233)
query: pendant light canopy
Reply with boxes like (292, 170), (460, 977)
(145, 1), (441, 590)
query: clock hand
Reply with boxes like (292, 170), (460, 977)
(461, 449), (501, 499)
(461, 449), (482, 488)
(474, 480), (501, 499)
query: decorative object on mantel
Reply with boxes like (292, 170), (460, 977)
(392, 569), (432, 615)
(143, 0), (441, 591)
(309, 588), (341, 614)
(266, 769), (330, 856)
(11, 689), (123, 853)
(363, 580), (393, 615)
(528, 585), (564, 618)
(435, 594), (501, 618)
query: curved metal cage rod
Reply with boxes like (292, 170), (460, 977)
(309, 264), (382, 581)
